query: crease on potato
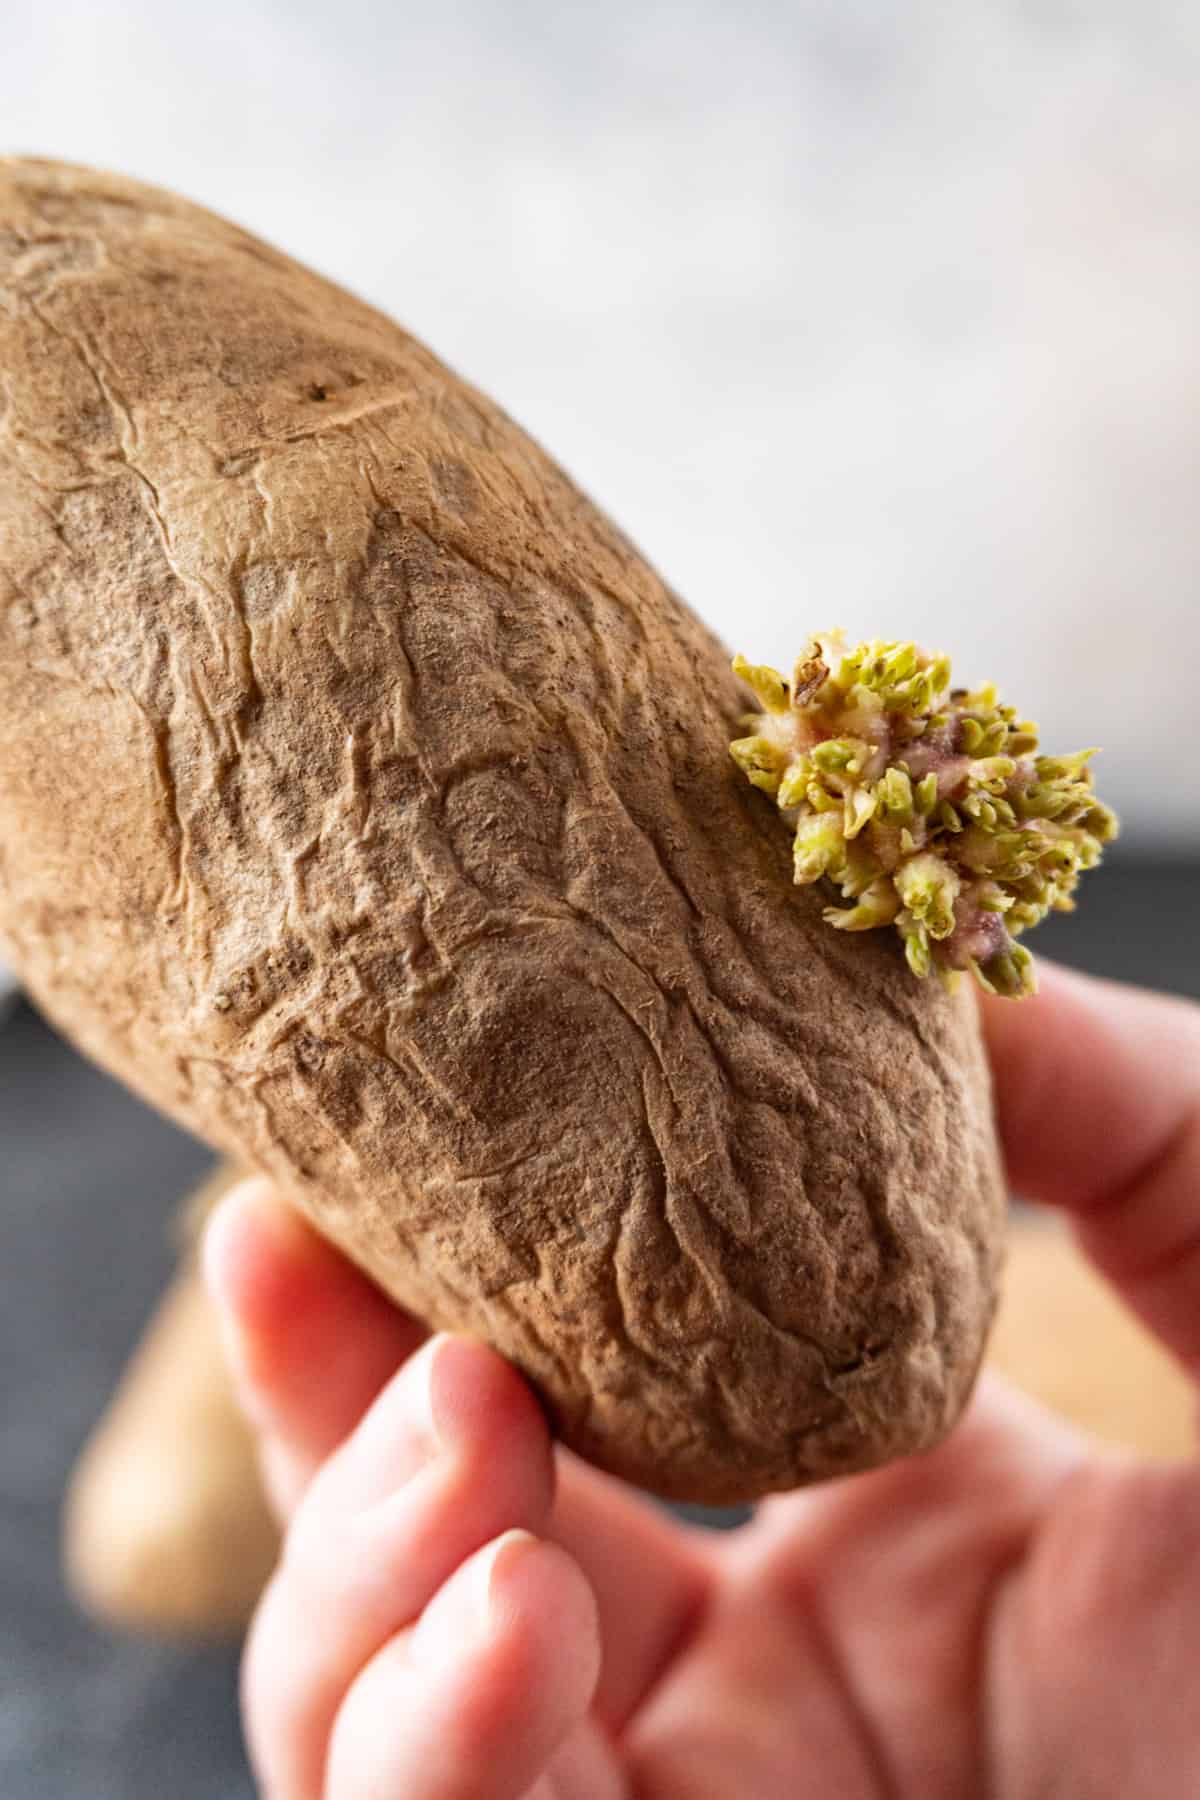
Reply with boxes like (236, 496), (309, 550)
(1, 158), (1007, 1503)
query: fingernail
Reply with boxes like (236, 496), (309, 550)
(347, 1335), (456, 1503)
(423, 1332), (491, 1451)
(416, 1332), (458, 1453)
(220, 1336), (277, 1437)
(200, 1184), (294, 1421)
(485, 1528), (540, 1619)
(200, 1240), (260, 1420)
(413, 1530), (539, 1664)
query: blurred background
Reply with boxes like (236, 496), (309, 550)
(1, 3), (1196, 1795)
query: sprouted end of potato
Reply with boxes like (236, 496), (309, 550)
(729, 632), (1118, 998)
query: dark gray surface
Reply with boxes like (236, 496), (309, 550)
(1033, 854), (1198, 1002)
(1, 854), (1196, 1797)
(0, 1006), (242, 1798)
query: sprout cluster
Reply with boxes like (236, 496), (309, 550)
(730, 633), (1117, 997)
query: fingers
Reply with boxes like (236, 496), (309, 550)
(207, 1175), (715, 1735)
(203, 1178), (425, 1514)
(981, 962), (1200, 1374)
(242, 1332), (559, 1799)
(718, 1374), (1091, 1794)
(324, 1531), (614, 1800)
(551, 1453), (711, 1731)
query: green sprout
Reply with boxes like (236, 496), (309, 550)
(730, 632), (1118, 997)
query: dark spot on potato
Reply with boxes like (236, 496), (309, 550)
(294, 1031), (326, 1074)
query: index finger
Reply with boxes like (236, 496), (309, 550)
(980, 961), (1200, 1376)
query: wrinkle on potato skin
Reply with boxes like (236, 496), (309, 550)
(0, 158), (1006, 1502)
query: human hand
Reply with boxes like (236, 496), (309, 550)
(205, 962), (1200, 1797)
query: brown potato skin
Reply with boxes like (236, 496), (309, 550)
(0, 159), (1006, 1502)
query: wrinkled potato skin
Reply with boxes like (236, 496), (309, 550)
(0, 160), (1006, 1501)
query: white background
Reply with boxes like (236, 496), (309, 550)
(3, 0), (1198, 845)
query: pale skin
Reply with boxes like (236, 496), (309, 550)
(204, 962), (1200, 1798)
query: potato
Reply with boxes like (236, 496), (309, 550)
(63, 1165), (279, 1639)
(73, 1209), (1194, 1643)
(0, 158), (1006, 1502)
